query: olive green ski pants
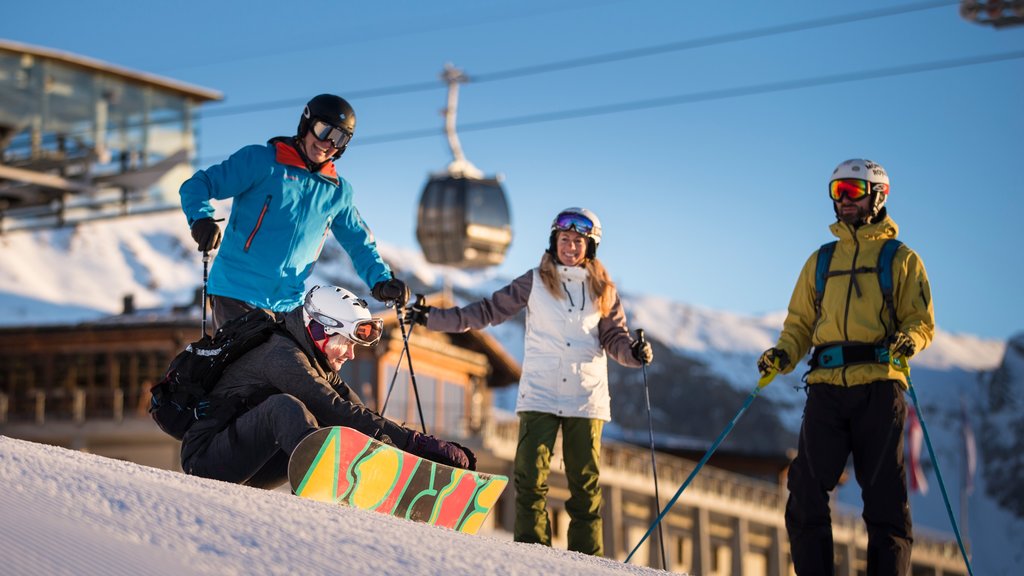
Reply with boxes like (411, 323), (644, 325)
(513, 411), (604, 556)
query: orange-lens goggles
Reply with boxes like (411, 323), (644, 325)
(351, 319), (383, 346)
(829, 178), (870, 201)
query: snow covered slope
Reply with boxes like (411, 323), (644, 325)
(0, 436), (662, 576)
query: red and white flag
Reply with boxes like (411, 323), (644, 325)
(907, 404), (928, 494)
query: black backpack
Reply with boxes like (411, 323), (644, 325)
(149, 308), (282, 440)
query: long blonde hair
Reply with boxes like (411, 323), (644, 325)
(538, 252), (616, 317)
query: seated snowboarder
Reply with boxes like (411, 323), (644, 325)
(181, 284), (474, 489)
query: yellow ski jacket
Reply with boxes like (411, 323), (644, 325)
(774, 215), (934, 387)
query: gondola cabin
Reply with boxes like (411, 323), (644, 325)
(416, 173), (511, 268)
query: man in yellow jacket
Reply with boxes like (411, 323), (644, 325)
(758, 158), (934, 575)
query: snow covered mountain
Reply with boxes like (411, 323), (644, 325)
(0, 210), (1017, 573)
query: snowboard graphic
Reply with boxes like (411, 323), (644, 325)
(288, 426), (508, 535)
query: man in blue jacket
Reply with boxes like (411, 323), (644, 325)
(180, 94), (409, 328)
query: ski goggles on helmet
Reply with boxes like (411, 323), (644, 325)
(312, 316), (383, 346)
(553, 211), (595, 236)
(310, 119), (353, 149)
(829, 178), (888, 201)
(305, 295), (383, 346)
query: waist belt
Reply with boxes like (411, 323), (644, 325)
(810, 344), (890, 369)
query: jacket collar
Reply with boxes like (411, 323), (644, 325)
(271, 139), (340, 185)
(283, 308), (334, 375)
(829, 214), (899, 243)
(556, 264), (589, 281)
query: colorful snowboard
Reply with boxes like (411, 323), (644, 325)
(288, 426), (508, 535)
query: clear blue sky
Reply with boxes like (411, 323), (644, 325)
(5, 0), (1023, 340)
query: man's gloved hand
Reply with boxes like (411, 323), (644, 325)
(450, 441), (477, 471)
(372, 278), (410, 307)
(887, 332), (916, 360)
(757, 348), (790, 378)
(190, 218), (222, 252)
(631, 339), (653, 364)
(404, 294), (430, 327)
(405, 431), (475, 470)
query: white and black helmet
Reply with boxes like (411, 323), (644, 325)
(302, 285), (383, 346)
(830, 158), (890, 222)
(549, 207), (602, 259)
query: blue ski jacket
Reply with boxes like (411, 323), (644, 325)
(179, 138), (391, 311)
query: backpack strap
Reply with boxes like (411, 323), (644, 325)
(813, 241), (838, 325)
(812, 239), (903, 338)
(877, 239), (904, 337)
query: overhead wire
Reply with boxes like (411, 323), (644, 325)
(192, 48), (1024, 164)
(470, 0), (959, 83)
(8, 1), (983, 162)
(359, 49), (1024, 144)
(197, 0), (958, 120)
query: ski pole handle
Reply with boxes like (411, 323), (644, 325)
(635, 329), (650, 366)
(890, 356), (910, 375)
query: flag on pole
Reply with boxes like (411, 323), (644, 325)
(961, 398), (977, 496)
(907, 404), (928, 494)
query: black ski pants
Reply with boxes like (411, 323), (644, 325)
(785, 380), (912, 576)
(209, 294), (261, 333)
(185, 394), (318, 489)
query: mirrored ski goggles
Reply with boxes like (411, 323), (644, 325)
(346, 318), (384, 346)
(829, 178), (888, 201)
(316, 316), (383, 346)
(310, 120), (353, 149)
(553, 212), (595, 235)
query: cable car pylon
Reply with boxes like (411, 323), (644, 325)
(416, 64), (512, 269)
(440, 64), (482, 180)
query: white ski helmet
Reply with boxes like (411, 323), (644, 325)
(829, 158), (890, 222)
(302, 285), (383, 346)
(549, 207), (602, 259)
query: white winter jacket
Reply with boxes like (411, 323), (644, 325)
(425, 264), (641, 421)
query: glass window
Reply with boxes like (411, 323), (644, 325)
(417, 375), (436, 432)
(442, 381), (466, 435)
(382, 363), (409, 423)
(465, 180), (510, 230)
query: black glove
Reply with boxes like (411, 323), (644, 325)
(190, 217), (222, 252)
(631, 339), (653, 364)
(405, 431), (474, 470)
(404, 294), (430, 327)
(757, 348), (790, 378)
(887, 332), (916, 360)
(372, 278), (410, 306)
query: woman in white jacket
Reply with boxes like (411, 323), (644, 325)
(404, 207), (653, 556)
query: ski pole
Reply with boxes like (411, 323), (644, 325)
(892, 357), (974, 576)
(626, 377), (769, 564)
(393, 302), (427, 434)
(380, 340), (407, 416)
(201, 250), (210, 338)
(636, 329), (667, 570)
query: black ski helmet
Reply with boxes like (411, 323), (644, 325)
(298, 94), (357, 158)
